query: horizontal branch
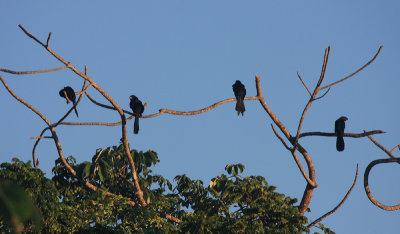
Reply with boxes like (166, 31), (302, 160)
(364, 158), (400, 211)
(30, 136), (53, 139)
(299, 130), (385, 138)
(308, 164), (358, 228)
(0, 66), (68, 75)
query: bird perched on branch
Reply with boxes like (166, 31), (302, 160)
(59, 86), (78, 117)
(335, 116), (348, 152)
(232, 80), (246, 116)
(129, 95), (144, 134)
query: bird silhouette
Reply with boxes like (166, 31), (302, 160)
(129, 95), (144, 134)
(59, 86), (78, 117)
(335, 116), (348, 151)
(232, 80), (246, 116)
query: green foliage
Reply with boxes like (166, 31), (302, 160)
(0, 145), (314, 233)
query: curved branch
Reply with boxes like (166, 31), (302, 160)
(299, 130), (385, 138)
(364, 158), (400, 211)
(0, 74), (52, 126)
(87, 91), (259, 118)
(308, 164), (359, 228)
(320, 46), (383, 90)
(313, 87), (330, 101)
(0, 66), (68, 75)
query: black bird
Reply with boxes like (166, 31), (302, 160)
(129, 95), (144, 134)
(59, 86), (79, 117)
(232, 80), (246, 116)
(335, 116), (348, 152)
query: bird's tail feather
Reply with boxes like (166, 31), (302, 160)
(336, 136), (345, 152)
(134, 116), (139, 134)
(73, 106), (79, 118)
(235, 99), (245, 115)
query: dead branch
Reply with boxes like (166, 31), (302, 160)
(364, 130), (399, 163)
(18, 24), (147, 206)
(297, 72), (312, 96)
(294, 47), (330, 150)
(313, 87), (330, 101)
(364, 158), (400, 211)
(0, 66), (68, 75)
(299, 130), (385, 138)
(390, 144), (400, 154)
(255, 74), (317, 214)
(30, 136), (53, 139)
(320, 46), (383, 90)
(308, 164), (358, 228)
(271, 124), (292, 151)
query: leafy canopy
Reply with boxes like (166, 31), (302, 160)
(0, 144), (312, 233)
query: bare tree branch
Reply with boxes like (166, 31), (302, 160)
(294, 47), (330, 150)
(390, 144), (400, 154)
(270, 124), (316, 187)
(18, 24), (147, 206)
(313, 87), (330, 101)
(271, 124), (292, 151)
(299, 130), (385, 138)
(0, 66), (68, 75)
(255, 74), (317, 214)
(364, 130), (398, 162)
(46, 32), (52, 47)
(364, 158), (400, 211)
(30, 136), (53, 139)
(308, 164), (359, 228)
(320, 46), (383, 90)
(297, 72), (312, 96)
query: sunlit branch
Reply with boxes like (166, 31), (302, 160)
(297, 72), (312, 96)
(18, 24), (147, 206)
(308, 164), (358, 228)
(320, 46), (383, 90)
(364, 158), (400, 211)
(0, 66), (68, 75)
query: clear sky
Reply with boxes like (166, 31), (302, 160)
(1, 1), (399, 233)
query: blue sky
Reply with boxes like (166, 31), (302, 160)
(1, 1), (399, 233)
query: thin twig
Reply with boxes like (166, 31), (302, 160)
(313, 88), (330, 101)
(30, 136), (53, 139)
(271, 124), (292, 151)
(390, 144), (400, 154)
(0, 66), (68, 75)
(0, 74), (51, 126)
(364, 158), (400, 211)
(297, 72), (312, 96)
(308, 164), (359, 228)
(46, 32), (52, 47)
(320, 46), (383, 90)
(364, 130), (396, 160)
